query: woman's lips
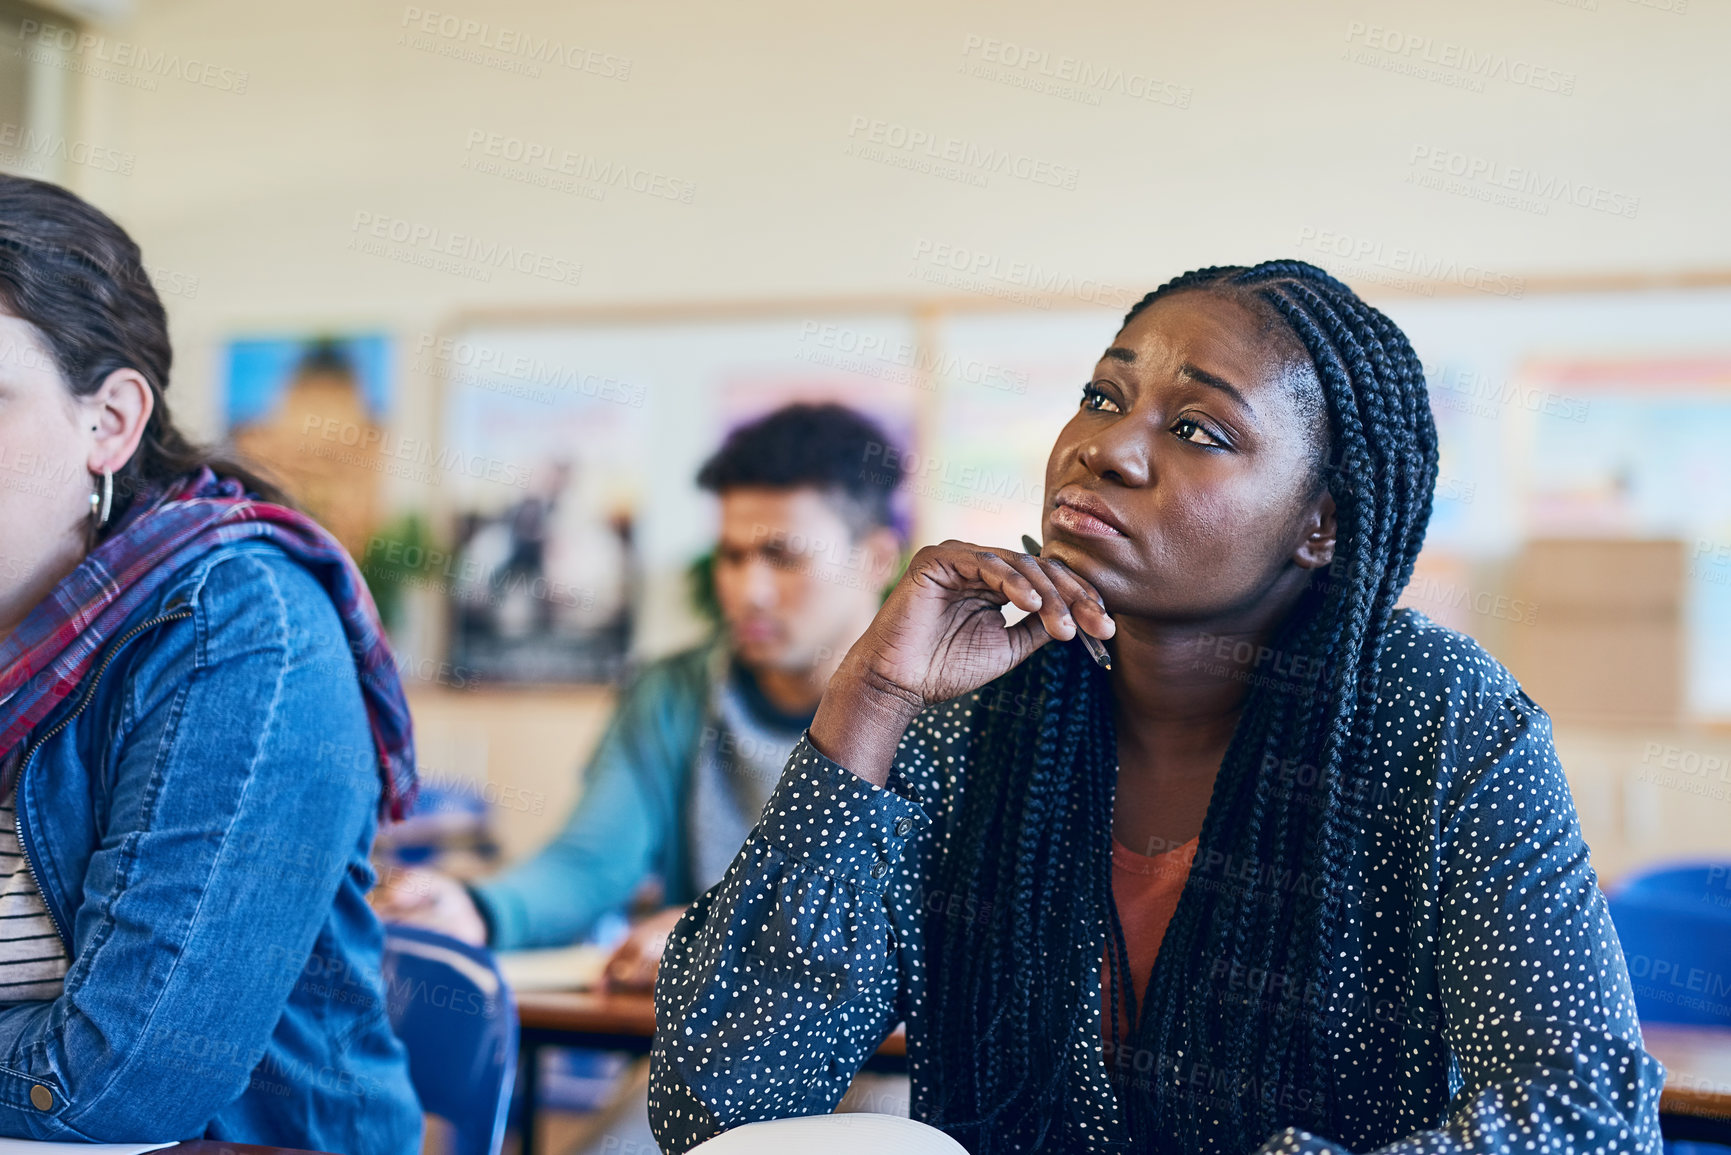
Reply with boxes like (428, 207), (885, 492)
(1051, 502), (1125, 538)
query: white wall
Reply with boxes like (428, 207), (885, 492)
(50, 0), (1727, 440)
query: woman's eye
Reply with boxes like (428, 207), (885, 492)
(1080, 384), (1122, 413)
(1172, 417), (1225, 447)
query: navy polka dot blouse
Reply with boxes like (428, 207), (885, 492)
(649, 611), (1665, 1153)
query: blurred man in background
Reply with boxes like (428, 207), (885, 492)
(377, 402), (906, 986)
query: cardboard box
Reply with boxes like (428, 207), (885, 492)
(1510, 539), (1686, 615)
(1506, 618), (1682, 724)
(1501, 539), (1687, 723)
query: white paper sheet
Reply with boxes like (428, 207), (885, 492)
(496, 943), (610, 992)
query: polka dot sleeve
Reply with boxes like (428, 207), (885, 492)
(648, 615), (1665, 1155)
(649, 732), (936, 1153)
(1253, 692), (1664, 1155)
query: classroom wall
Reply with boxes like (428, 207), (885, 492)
(27, 0), (1730, 879)
(55, 0), (1731, 441)
(45, 0), (1729, 652)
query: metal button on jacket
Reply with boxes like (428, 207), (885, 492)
(29, 1085), (51, 1111)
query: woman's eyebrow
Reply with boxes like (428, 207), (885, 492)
(1179, 363), (1254, 415)
(1100, 347), (1256, 417)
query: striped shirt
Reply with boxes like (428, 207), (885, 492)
(0, 787), (69, 1002)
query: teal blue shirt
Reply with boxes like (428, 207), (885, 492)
(471, 644), (715, 950)
(472, 641), (815, 952)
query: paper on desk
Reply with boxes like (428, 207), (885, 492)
(0, 1142), (175, 1155)
(496, 943), (610, 992)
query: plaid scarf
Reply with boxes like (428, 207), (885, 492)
(0, 468), (416, 820)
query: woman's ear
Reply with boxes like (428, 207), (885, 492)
(80, 368), (155, 476)
(1293, 492), (1336, 570)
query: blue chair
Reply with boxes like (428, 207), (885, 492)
(383, 923), (519, 1155)
(1607, 862), (1731, 1029)
(1619, 863), (1731, 907)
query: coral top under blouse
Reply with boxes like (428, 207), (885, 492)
(1103, 834), (1199, 1043)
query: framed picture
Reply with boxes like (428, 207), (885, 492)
(427, 312), (924, 680)
(224, 333), (393, 561)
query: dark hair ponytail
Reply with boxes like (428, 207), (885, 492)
(924, 260), (1438, 1153)
(0, 173), (289, 532)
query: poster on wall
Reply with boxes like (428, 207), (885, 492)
(434, 332), (649, 683)
(434, 315), (924, 675)
(223, 333), (393, 561)
(926, 309), (1119, 550)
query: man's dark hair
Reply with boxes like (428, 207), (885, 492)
(696, 402), (905, 539)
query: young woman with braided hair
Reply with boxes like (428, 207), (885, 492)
(649, 261), (1663, 1154)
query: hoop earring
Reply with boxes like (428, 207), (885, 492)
(88, 469), (113, 530)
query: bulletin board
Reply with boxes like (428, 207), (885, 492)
(415, 283), (1731, 710)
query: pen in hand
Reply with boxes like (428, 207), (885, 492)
(1021, 534), (1113, 670)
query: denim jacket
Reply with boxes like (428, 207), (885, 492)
(0, 539), (421, 1153)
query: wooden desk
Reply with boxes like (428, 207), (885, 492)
(1648, 1022), (1731, 1143)
(515, 994), (1731, 1145)
(516, 989), (906, 1056)
(514, 989), (904, 1153)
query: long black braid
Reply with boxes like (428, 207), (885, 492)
(922, 261), (1438, 1153)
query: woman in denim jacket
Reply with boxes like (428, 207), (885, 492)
(0, 175), (421, 1151)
